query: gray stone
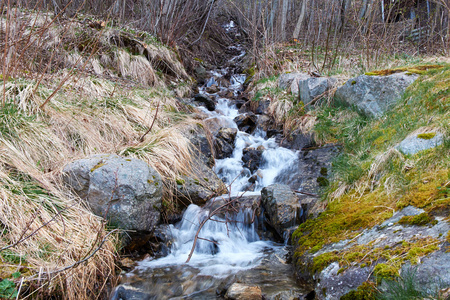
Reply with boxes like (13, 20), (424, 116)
(278, 72), (310, 91)
(299, 77), (336, 106)
(234, 113), (257, 134)
(396, 131), (444, 155)
(316, 262), (374, 300)
(401, 249), (450, 295)
(335, 72), (418, 117)
(175, 156), (227, 207)
(63, 154), (162, 231)
(225, 283), (262, 300)
(261, 184), (302, 238)
(214, 128), (237, 159)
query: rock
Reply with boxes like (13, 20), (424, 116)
(195, 66), (207, 84)
(335, 72), (419, 117)
(295, 206), (450, 299)
(193, 93), (215, 111)
(255, 114), (273, 131)
(234, 113), (257, 134)
(62, 154), (162, 232)
(225, 283), (262, 300)
(111, 285), (152, 300)
(242, 147), (263, 173)
(396, 131), (443, 155)
(280, 131), (316, 150)
(261, 184), (302, 238)
(214, 128), (238, 159)
(175, 156), (227, 207)
(278, 72), (310, 91)
(206, 84), (220, 93)
(204, 117), (235, 136)
(299, 77), (336, 106)
(185, 124), (215, 167)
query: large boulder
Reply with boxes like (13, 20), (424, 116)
(335, 72), (418, 117)
(62, 154), (162, 232)
(295, 206), (450, 299)
(214, 127), (238, 159)
(261, 184), (302, 238)
(299, 77), (336, 106)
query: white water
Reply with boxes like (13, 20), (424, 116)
(116, 21), (305, 299)
(136, 204), (274, 278)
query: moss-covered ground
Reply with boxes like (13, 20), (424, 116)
(291, 64), (450, 290)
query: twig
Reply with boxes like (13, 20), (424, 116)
(139, 99), (160, 142)
(43, 229), (118, 276)
(294, 190), (319, 197)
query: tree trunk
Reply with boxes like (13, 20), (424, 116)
(293, 0), (308, 39)
(280, 0), (289, 40)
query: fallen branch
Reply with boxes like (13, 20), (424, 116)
(139, 99), (160, 142)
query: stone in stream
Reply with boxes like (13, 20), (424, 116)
(335, 72), (418, 117)
(242, 147), (263, 173)
(234, 113), (257, 134)
(225, 283), (262, 300)
(261, 184), (302, 239)
(193, 93), (216, 111)
(62, 154), (162, 232)
(206, 84), (220, 93)
(214, 127), (238, 159)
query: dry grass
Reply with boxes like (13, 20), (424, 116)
(0, 6), (197, 299)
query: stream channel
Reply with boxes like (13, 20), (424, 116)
(112, 22), (310, 300)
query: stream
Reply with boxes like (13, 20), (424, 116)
(111, 21), (309, 300)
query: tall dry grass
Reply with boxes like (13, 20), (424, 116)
(0, 5), (198, 299)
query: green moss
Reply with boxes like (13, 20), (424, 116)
(317, 177), (329, 186)
(417, 132), (436, 140)
(312, 252), (339, 273)
(373, 263), (399, 282)
(364, 65), (443, 76)
(398, 213), (435, 226)
(340, 281), (377, 300)
(320, 167), (328, 176)
(90, 162), (105, 172)
(176, 178), (185, 185)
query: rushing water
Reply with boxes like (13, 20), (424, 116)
(111, 22), (306, 300)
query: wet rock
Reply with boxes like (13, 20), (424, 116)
(280, 131), (316, 150)
(261, 184), (302, 238)
(335, 72), (418, 117)
(396, 130), (443, 155)
(62, 154), (162, 232)
(214, 128), (238, 159)
(185, 124), (215, 167)
(206, 84), (220, 93)
(242, 147), (263, 173)
(278, 72), (310, 91)
(225, 283), (262, 300)
(256, 114), (273, 131)
(234, 113), (257, 134)
(111, 285), (152, 300)
(299, 77), (336, 106)
(175, 156), (227, 207)
(193, 93), (215, 111)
